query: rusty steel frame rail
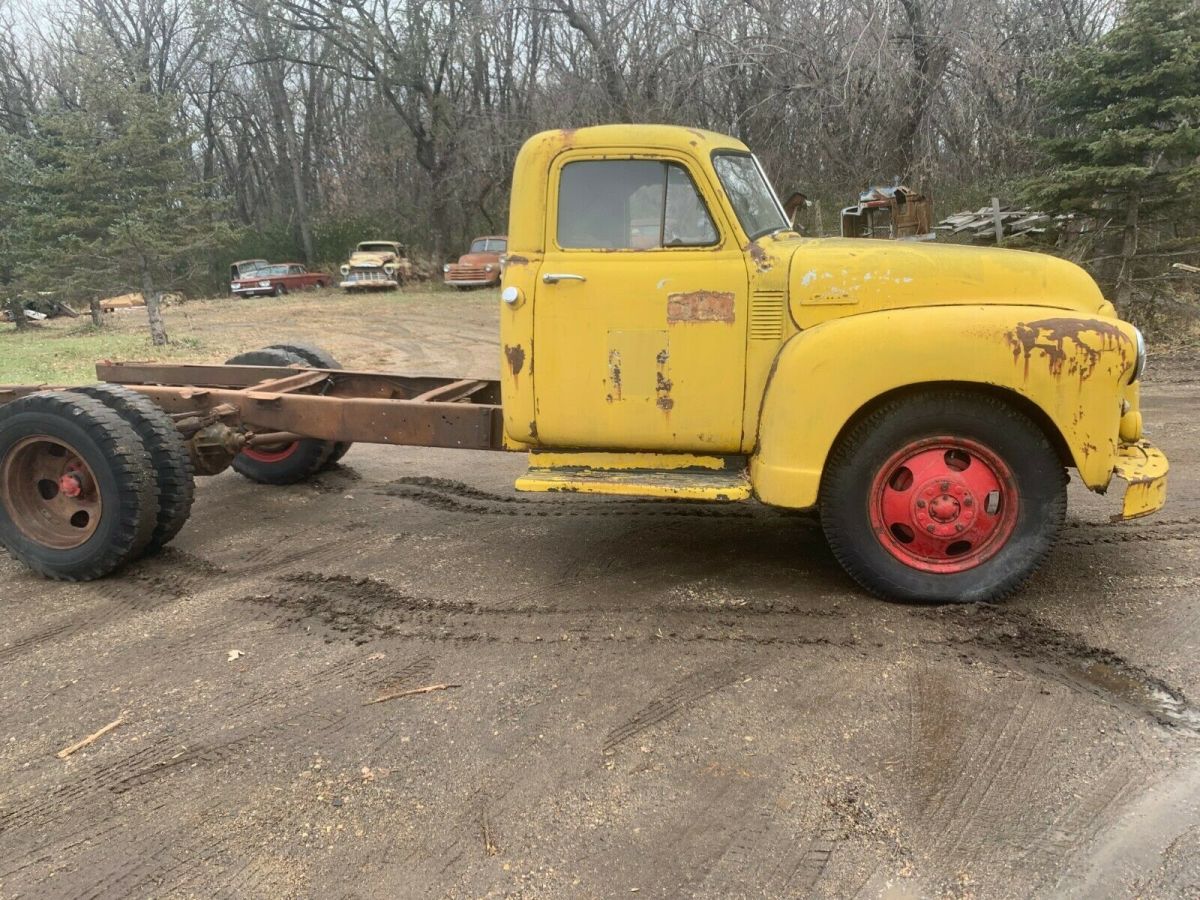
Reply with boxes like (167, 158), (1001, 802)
(3, 363), (507, 452)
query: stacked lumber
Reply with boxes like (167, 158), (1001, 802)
(936, 206), (1056, 240)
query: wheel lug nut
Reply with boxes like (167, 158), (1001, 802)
(955, 524), (964, 532)
(916, 499), (926, 508)
(926, 525), (935, 533)
(940, 481), (950, 491)
(963, 497), (973, 507)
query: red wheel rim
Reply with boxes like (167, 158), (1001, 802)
(241, 442), (300, 464)
(868, 436), (1019, 574)
(1, 436), (103, 549)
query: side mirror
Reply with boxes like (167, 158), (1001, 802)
(782, 191), (812, 230)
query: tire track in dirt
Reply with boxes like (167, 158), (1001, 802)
(892, 613), (1198, 889)
(686, 776), (840, 899)
(374, 476), (819, 522)
(936, 606), (1200, 734)
(0, 648), (379, 871)
(0, 552), (225, 664)
(1059, 516), (1200, 547)
(233, 571), (861, 651)
(602, 659), (756, 756)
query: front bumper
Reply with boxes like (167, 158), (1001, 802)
(1111, 440), (1168, 521)
(443, 277), (497, 287)
(340, 276), (398, 290)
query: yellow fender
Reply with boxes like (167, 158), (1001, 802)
(750, 305), (1138, 509)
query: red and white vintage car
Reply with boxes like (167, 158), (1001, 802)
(443, 235), (507, 289)
(230, 263), (332, 297)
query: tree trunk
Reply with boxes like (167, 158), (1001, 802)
(140, 260), (169, 346)
(89, 296), (103, 327)
(1114, 190), (1140, 310)
(7, 296), (27, 331)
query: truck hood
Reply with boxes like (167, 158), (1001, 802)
(453, 252), (500, 267)
(782, 238), (1113, 328)
(348, 251), (396, 268)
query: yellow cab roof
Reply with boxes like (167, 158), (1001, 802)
(529, 124), (749, 155)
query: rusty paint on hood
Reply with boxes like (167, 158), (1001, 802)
(1006, 318), (1129, 381)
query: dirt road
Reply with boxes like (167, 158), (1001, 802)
(2, 291), (1198, 898)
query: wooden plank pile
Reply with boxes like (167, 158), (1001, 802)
(936, 206), (1055, 240)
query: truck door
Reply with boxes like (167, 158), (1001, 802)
(533, 152), (749, 452)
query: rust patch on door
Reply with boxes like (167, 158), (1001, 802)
(607, 349), (622, 402)
(1005, 318), (1128, 381)
(667, 291), (735, 324)
(655, 348), (673, 411)
(504, 344), (526, 377)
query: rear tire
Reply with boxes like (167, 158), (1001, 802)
(819, 392), (1066, 604)
(70, 384), (195, 555)
(0, 392), (159, 580)
(225, 349), (335, 484)
(263, 343), (352, 465)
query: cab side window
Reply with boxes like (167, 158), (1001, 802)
(557, 160), (718, 250)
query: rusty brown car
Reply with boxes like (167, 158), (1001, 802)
(443, 236), (507, 289)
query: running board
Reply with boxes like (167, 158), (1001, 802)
(515, 451), (751, 501)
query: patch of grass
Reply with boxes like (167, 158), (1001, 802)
(0, 284), (495, 385)
(0, 318), (214, 385)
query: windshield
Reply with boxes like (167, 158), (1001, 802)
(712, 153), (788, 240)
(470, 238), (507, 253)
(358, 243), (398, 254)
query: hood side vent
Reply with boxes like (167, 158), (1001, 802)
(749, 291), (785, 340)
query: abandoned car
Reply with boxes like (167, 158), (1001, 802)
(228, 259), (268, 283)
(443, 236), (507, 288)
(231, 263), (332, 297)
(339, 241), (413, 291)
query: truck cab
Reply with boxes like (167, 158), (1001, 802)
(498, 124), (1167, 602)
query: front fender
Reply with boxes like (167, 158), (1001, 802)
(750, 305), (1137, 509)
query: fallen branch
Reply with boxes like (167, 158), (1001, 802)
(57, 716), (125, 758)
(363, 683), (461, 705)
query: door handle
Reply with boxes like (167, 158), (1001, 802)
(542, 273), (587, 284)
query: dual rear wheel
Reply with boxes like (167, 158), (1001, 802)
(0, 387), (195, 580)
(225, 344), (352, 485)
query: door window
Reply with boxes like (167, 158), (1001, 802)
(557, 160), (718, 250)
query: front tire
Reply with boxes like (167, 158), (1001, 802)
(819, 392), (1066, 604)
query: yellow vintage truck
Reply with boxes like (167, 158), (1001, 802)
(0, 125), (1167, 603)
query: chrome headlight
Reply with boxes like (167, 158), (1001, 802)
(383, 262), (396, 275)
(443, 264), (451, 272)
(339, 264), (350, 275)
(484, 264), (493, 272)
(1130, 326), (1146, 383)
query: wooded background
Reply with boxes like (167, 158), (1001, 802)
(0, 0), (1196, 328)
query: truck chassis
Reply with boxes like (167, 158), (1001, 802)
(0, 350), (511, 582)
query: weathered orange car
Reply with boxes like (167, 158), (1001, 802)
(443, 235), (507, 289)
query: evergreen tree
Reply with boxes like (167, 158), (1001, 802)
(9, 74), (229, 344)
(1025, 0), (1200, 307)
